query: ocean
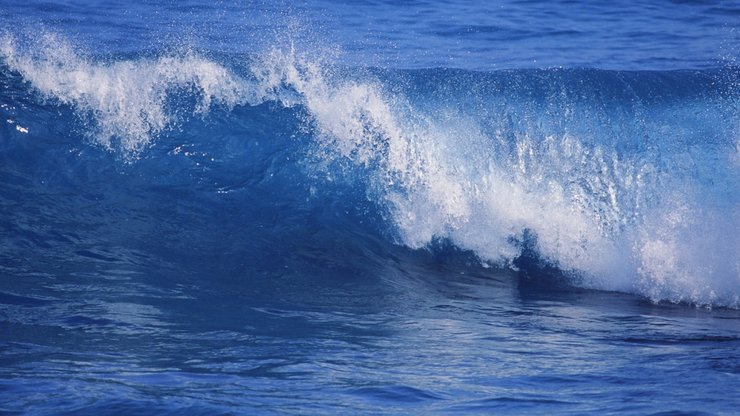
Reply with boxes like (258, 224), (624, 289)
(0, 0), (739, 414)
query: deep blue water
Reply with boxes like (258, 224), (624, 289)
(1, 1), (739, 414)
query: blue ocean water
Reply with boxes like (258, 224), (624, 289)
(1, 0), (739, 414)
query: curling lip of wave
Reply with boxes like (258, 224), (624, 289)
(1, 34), (739, 308)
(0, 33), (253, 154)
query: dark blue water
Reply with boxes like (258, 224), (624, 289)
(1, 1), (739, 414)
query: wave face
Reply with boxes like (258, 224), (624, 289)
(1, 34), (739, 308)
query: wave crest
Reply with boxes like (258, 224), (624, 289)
(0, 33), (251, 154)
(248, 46), (739, 307)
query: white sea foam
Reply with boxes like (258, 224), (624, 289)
(250, 46), (739, 307)
(0, 33), (252, 154)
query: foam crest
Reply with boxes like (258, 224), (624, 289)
(250, 48), (624, 270)
(249, 46), (739, 307)
(0, 33), (251, 154)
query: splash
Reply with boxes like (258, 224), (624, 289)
(0, 33), (252, 154)
(249, 46), (740, 307)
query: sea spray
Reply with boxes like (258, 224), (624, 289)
(0, 33), (252, 154)
(248, 46), (740, 306)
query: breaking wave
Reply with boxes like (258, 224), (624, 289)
(1, 33), (738, 307)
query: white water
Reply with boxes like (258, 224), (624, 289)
(252, 46), (740, 308)
(0, 33), (251, 154)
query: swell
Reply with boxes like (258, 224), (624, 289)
(1, 34), (738, 307)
